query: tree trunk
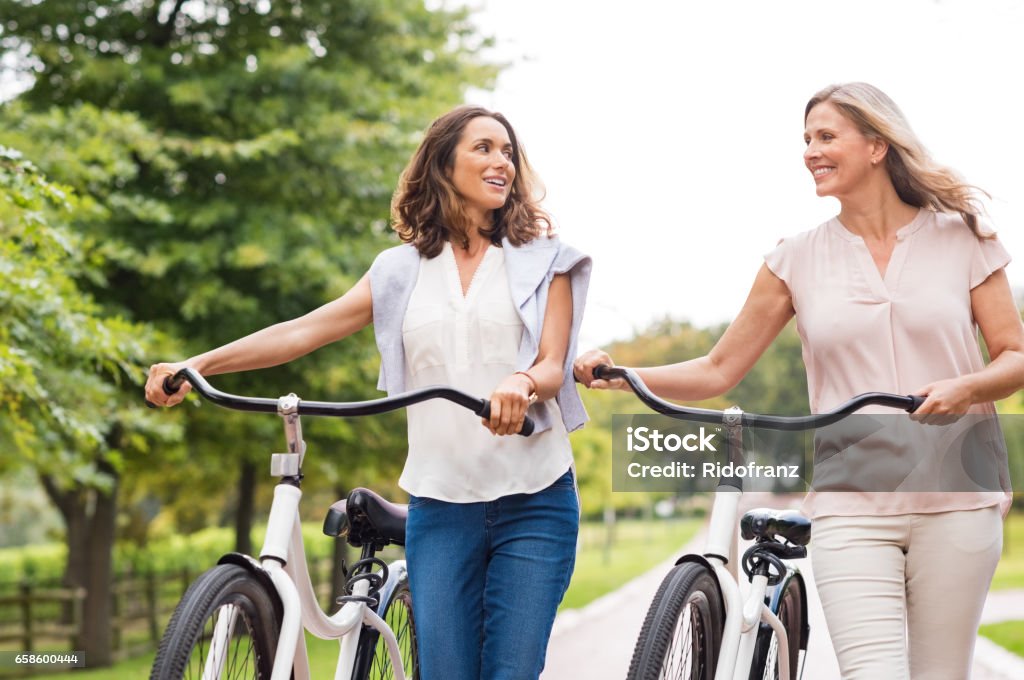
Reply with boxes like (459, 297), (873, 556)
(39, 478), (86, 634)
(234, 459), (256, 556)
(40, 457), (120, 667)
(81, 459), (118, 667)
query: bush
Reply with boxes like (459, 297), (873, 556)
(0, 521), (339, 590)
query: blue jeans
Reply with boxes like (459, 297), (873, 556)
(405, 469), (579, 680)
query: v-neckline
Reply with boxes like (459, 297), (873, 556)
(832, 209), (925, 296)
(443, 242), (495, 303)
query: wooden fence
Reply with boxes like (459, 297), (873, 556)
(0, 556), (341, 677)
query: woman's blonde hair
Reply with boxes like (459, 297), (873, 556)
(391, 105), (550, 257)
(806, 82), (990, 238)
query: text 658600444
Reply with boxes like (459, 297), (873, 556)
(0, 652), (85, 669)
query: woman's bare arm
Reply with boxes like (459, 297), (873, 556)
(575, 264), (794, 401)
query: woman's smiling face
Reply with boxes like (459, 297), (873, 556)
(804, 101), (880, 200)
(449, 116), (516, 223)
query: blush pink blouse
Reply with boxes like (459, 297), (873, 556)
(764, 208), (1012, 517)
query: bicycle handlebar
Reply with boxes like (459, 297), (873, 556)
(592, 364), (923, 431)
(147, 367), (536, 436)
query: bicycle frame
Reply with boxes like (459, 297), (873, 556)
(704, 490), (797, 680)
(257, 482), (410, 680)
(210, 393), (411, 680)
(593, 363), (922, 680)
(699, 408), (798, 680)
(150, 367), (543, 680)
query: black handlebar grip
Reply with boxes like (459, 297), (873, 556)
(163, 373), (185, 395)
(478, 402), (536, 437)
(907, 395), (925, 413)
(144, 371), (186, 409)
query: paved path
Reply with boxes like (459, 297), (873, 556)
(542, 498), (1024, 680)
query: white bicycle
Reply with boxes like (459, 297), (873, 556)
(147, 367), (534, 680)
(593, 365), (923, 680)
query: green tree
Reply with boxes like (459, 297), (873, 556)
(0, 146), (174, 664)
(2, 0), (495, 665)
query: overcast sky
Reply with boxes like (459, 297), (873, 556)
(464, 0), (1024, 347)
(4, 1), (1022, 350)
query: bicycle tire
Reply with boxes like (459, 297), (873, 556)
(627, 561), (725, 680)
(150, 563), (282, 680)
(752, 575), (805, 680)
(351, 579), (418, 680)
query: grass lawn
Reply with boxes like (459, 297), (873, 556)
(979, 513), (1024, 662)
(979, 620), (1024, 657)
(29, 633), (349, 679)
(25, 651), (155, 680)
(992, 512), (1024, 590)
(560, 517), (702, 611)
(28, 517), (701, 678)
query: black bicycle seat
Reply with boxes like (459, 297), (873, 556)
(323, 488), (408, 549)
(740, 508), (812, 546)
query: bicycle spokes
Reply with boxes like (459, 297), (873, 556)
(192, 603), (259, 680)
(662, 602), (707, 680)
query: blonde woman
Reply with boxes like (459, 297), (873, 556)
(575, 82), (1024, 679)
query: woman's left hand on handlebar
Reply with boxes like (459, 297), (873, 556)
(145, 361), (193, 408)
(573, 349), (627, 390)
(911, 378), (972, 424)
(483, 373), (535, 436)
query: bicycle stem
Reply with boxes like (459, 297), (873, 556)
(271, 394), (306, 481)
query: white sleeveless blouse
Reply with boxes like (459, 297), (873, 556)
(398, 242), (573, 502)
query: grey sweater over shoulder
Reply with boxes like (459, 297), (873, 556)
(368, 235), (592, 434)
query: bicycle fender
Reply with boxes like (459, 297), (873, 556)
(673, 553), (725, 602)
(373, 559), (409, 615)
(217, 552), (284, 612)
(792, 570), (810, 650)
(766, 568), (809, 651)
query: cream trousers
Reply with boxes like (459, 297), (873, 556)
(811, 506), (1002, 680)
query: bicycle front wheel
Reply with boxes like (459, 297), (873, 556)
(753, 575), (805, 680)
(150, 563), (282, 680)
(627, 561), (725, 680)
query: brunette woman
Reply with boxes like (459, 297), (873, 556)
(148, 105), (591, 680)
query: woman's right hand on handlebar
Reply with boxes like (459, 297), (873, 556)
(145, 361), (193, 407)
(573, 350), (627, 391)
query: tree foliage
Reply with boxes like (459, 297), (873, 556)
(2, 1), (497, 664)
(1, 0), (497, 515)
(0, 145), (173, 482)
(0, 144), (179, 664)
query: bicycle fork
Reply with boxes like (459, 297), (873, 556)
(201, 603), (240, 679)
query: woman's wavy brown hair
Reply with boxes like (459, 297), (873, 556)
(391, 105), (551, 257)
(806, 82), (992, 238)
